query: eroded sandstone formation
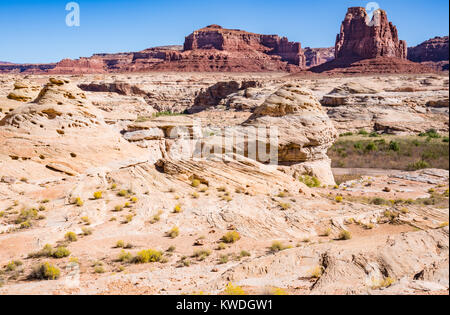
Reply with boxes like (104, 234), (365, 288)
(20, 26), (306, 74)
(409, 36), (449, 62)
(408, 36), (449, 71)
(1, 25), (307, 74)
(184, 25), (305, 66)
(244, 84), (338, 185)
(335, 7), (407, 60)
(304, 47), (335, 67)
(310, 7), (434, 74)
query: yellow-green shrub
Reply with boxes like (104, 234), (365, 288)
(338, 230), (352, 240)
(221, 231), (241, 244)
(223, 283), (246, 295)
(53, 247), (70, 259)
(65, 232), (77, 242)
(168, 226), (179, 239)
(134, 249), (163, 264)
(30, 262), (60, 280)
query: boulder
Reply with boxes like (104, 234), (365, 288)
(243, 84), (338, 185)
(7, 79), (41, 102)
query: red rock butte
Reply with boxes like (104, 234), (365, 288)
(310, 7), (434, 74)
(184, 24), (305, 66)
(335, 7), (407, 60)
(38, 25), (307, 74)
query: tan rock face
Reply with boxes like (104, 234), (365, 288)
(318, 75), (449, 134)
(244, 84), (338, 185)
(1, 78), (103, 130)
(0, 77), (149, 181)
(6, 80), (41, 102)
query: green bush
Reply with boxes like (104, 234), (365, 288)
(365, 142), (378, 152)
(118, 250), (133, 263)
(168, 226), (180, 239)
(407, 160), (430, 171)
(419, 129), (441, 139)
(354, 142), (363, 150)
(191, 179), (201, 188)
(118, 190), (128, 197)
(52, 247), (71, 259)
(372, 198), (388, 206)
(5, 260), (22, 272)
(358, 129), (369, 136)
(15, 208), (38, 224)
(193, 249), (211, 261)
(389, 141), (400, 152)
(269, 241), (291, 253)
(299, 175), (321, 188)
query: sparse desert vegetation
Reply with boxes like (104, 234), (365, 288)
(329, 134), (449, 170)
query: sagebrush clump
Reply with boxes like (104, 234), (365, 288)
(30, 262), (60, 280)
(299, 175), (321, 188)
(134, 249), (163, 264)
(221, 231), (241, 244)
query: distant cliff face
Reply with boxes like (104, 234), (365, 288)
(0, 63), (56, 74)
(1, 25), (306, 74)
(408, 36), (449, 62)
(183, 25), (306, 67)
(335, 7), (407, 60)
(303, 47), (335, 67)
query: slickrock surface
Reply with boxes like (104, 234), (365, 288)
(0, 73), (448, 295)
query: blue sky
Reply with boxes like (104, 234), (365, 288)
(0, 0), (448, 63)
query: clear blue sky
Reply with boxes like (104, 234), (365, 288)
(0, 0), (448, 63)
